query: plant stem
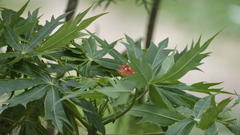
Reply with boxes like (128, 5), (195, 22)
(145, 0), (161, 48)
(65, 0), (79, 21)
(103, 92), (138, 125)
(63, 101), (90, 130)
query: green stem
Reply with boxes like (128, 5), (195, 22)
(0, 70), (11, 79)
(103, 92), (138, 125)
(63, 101), (90, 130)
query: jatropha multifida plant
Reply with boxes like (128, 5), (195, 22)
(0, 1), (240, 135)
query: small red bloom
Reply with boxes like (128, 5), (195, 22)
(116, 63), (135, 76)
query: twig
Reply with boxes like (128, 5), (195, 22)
(145, 0), (161, 48)
(65, 0), (79, 21)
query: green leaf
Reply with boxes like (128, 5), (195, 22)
(159, 88), (191, 108)
(4, 26), (23, 51)
(152, 33), (219, 83)
(24, 13), (68, 52)
(189, 81), (234, 95)
(0, 52), (21, 59)
(15, 17), (39, 36)
(194, 95), (213, 119)
(95, 58), (123, 69)
(176, 106), (195, 117)
(87, 30), (127, 63)
(122, 34), (143, 59)
(0, 105), (25, 133)
(218, 109), (240, 135)
(57, 82), (96, 113)
(197, 97), (232, 129)
(204, 123), (218, 135)
(1, 9), (18, 26)
(19, 120), (50, 135)
(125, 53), (153, 89)
(35, 9), (106, 52)
(10, 0), (30, 27)
(44, 85), (71, 133)
(149, 85), (169, 109)
(7, 84), (48, 108)
(165, 118), (196, 135)
(96, 79), (135, 106)
(24, 8), (41, 40)
(155, 50), (175, 78)
(13, 60), (52, 82)
(56, 90), (105, 105)
(84, 111), (106, 135)
(0, 79), (44, 95)
(128, 104), (186, 126)
(146, 39), (172, 74)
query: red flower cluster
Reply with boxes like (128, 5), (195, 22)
(116, 63), (135, 76)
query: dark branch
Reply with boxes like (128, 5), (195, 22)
(145, 0), (161, 48)
(65, 0), (79, 21)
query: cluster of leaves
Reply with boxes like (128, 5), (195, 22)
(0, 1), (240, 135)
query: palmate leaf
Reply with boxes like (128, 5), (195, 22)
(84, 111), (106, 135)
(194, 95), (213, 119)
(7, 84), (48, 108)
(159, 87), (191, 108)
(0, 79), (44, 95)
(122, 34), (143, 59)
(23, 13), (68, 52)
(204, 123), (218, 135)
(35, 7), (107, 52)
(57, 82), (94, 112)
(18, 120), (50, 135)
(1, 9), (16, 25)
(189, 81), (234, 95)
(165, 118), (196, 135)
(21, 8), (40, 40)
(128, 104), (186, 126)
(4, 26), (23, 51)
(13, 60), (52, 82)
(44, 85), (71, 133)
(96, 79), (135, 106)
(197, 97), (232, 130)
(0, 51), (21, 60)
(87, 30), (127, 63)
(149, 85), (169, 109)
(95, 58), (123, 69)
(125, 53), (153, 89)
(146, 39), (172, 74)
(155, 50), (175, 78)
(152, 32), (220, 83)
(9, 0), (30, 27)
(218, 109), (240, 134)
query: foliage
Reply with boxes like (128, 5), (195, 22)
(0, 1), (240, 135)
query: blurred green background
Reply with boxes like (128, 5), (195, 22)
(1, 0), (239, 134)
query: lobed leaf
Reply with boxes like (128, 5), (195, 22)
(197, 97), (232, 129)
(165, 118), (196, 135)
(125, 53), (153, 89)
(7, 84), (48, 108)
(44, 85), (71, 133)
(149, 85), (169, 109)
(0, 79), (44, 95)
(128, 104), (186, 126)
(35, 11), (106, 52)
(194, 95), (213, 119)
(152, 33), (220, 83)
(24, 13), (68, 52)
(204, 123), (218, 135)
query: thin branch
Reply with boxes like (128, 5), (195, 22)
(65, 0), (79, 21)
(103, 92), (138, 125)
(145, 0), (161, 48)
